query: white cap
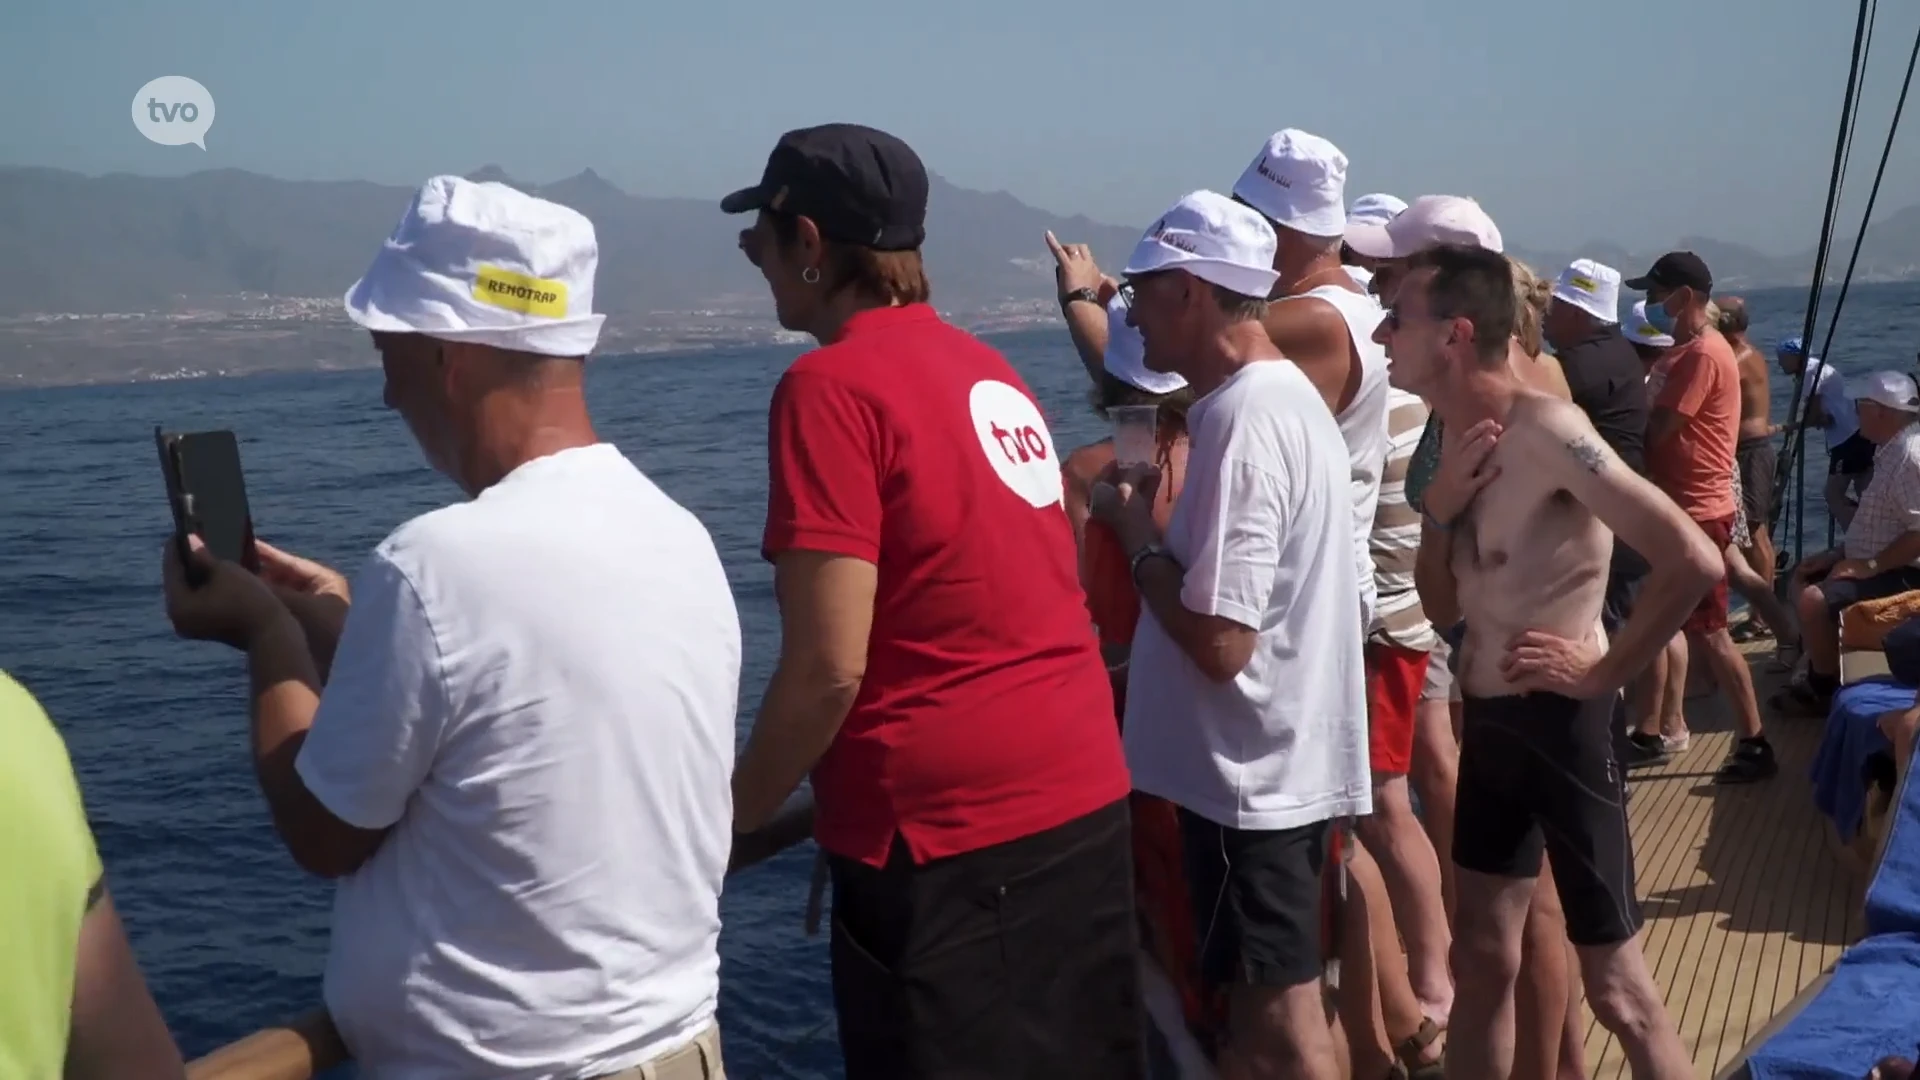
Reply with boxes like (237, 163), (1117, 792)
(1623, 300), (1674, 348)
(1551, 259), (1622, 324)
(1123, 190), (1280, 300)
(1101, 294), (1187, 393)
(1851, 370), (1920, 412)
(1229, 129), (1348, 238)
(1347, 193), (1407, 229)
(1343, 195), (1504, 259)
(344, 175), (606, 357)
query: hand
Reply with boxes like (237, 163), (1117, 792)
(162, 535), (291, 650)
(1501, 628), (1605, 698)
(1829, 558), (1874, 581)
(1089, 461), (1162, 553)
(1044, 231), (1115, 301)
(255, 540), (350, 605)
(1424, 419), (1502, 524)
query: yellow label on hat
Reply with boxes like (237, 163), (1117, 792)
(1571, 275), (1597, 292)
(473, 265), (568, 319)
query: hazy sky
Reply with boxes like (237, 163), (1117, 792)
(6, 0), (1918, 256)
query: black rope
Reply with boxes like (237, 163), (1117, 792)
(1770, 0), (1877, 564)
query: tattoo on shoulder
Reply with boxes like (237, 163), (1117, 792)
(1566, 436), (1608, 474)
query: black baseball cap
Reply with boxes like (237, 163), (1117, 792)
(1625, 251), (1713, 294)
(721, 123), (929, 252)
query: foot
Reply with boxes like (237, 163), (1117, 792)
(1394, 1018), (1445, 1079)
(1623, 731), (1671, 768)
(1662, 730), (1691, 754)
(1714, 736), (1779, 784)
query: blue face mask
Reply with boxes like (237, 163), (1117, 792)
(1643, 298), (1677, 334)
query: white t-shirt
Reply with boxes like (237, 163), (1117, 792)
(1807, 357), (1861, 450)
(1123, 360), (1372, 831)
(296, 444), (741, 1080)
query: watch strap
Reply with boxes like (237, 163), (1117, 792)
(1060, 287), (1103, 309)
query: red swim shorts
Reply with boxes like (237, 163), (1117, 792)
(1682, 515), (1735, 635)
(1365, 641), (1430, 776)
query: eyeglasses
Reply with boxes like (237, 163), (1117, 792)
(1116, 280), (1137, 309)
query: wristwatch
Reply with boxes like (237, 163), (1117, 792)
(1130, 542), (1174, 586)
(1060, 287), (1103, 309)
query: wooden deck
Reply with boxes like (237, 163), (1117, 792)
(1581, 641), (1868, 1078)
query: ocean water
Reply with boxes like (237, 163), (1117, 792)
(0, 281), (1915, 1078)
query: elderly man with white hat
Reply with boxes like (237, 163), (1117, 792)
(1092, 189), (1366, 1080)
(161, 176), (740, 1080)
(1784, 371), (1920, 718)
(1341, 192), (1409, 290)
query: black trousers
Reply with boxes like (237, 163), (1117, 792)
(827, 798), (1145, 1080)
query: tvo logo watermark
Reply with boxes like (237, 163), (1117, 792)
(131, 76), (215, 149)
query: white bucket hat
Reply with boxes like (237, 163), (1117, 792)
(344, 175), (607, 357)
(1123, 190), (1280, 300)
(1102, 294), (1186, 393)
(1230, 129), (1349, 238)
(1552, 258), (1622, 324)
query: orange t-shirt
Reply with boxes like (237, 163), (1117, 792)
(1649, 330), (1740, 522)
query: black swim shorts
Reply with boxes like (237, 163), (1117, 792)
(1737, 436), (1778, 530)
(1830, 432), (1876, 477)
(1180, 809), (1330, 990)
(1454, 692), (1642, 947)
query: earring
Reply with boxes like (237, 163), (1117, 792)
(801, 267), (821, 285)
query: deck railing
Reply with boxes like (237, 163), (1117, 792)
(184, 794), (818, 1080)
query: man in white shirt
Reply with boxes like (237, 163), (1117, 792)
(1778, 335), (1874, 530)
(1091, 189), (1368, 1080)
(161, 176), (739, 1080)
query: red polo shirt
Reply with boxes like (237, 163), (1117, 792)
(762, 303), (1129, 868)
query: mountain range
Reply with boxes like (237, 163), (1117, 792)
(3, 163), (1920, 386)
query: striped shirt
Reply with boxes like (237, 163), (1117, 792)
(1370, 389), (1437, 652)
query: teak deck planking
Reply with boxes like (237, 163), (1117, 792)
(1581, 640), (1869, 1079)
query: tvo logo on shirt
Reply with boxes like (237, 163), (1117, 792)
(969, 380), (1063, 509)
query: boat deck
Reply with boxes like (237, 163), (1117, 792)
(1581, 642), (1868, 1078)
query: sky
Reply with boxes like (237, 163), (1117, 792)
(5, 0), (1919, 258)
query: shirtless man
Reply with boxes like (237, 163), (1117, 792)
(1722, 297), (1780, 625)
(1377, 244), (1713, 1080)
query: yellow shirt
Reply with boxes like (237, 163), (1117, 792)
(0, 671), (102, 1080)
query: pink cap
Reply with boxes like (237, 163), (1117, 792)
(1343, 195), (1504, 259)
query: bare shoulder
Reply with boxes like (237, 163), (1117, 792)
(1261, 294), (1349, 358)
(1505, 393), (1617, 473)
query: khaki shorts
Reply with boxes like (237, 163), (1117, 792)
(595, 1025), (724, 1080)
(1423, 637), (1458, 703)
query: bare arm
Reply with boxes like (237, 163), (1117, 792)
(1063, 300), (1110, 383)
(733, 551), (876, 831)
(65, 887), (187, 1080)
(1260, 297), (1357, 416)
(1130, 553), (1257, 683)
(247, 614), (388, 879)
(1523, 402), (1721, 693)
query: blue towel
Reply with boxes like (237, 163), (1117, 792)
(1810, 677), (1909, 840)
(1868, 729), (1920, 937)
(1747, 932), (1920, 1078)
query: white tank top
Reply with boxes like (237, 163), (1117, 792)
(1290, 283), (1392, 628)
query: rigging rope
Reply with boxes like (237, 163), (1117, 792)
(1768, 0), (1878, 563)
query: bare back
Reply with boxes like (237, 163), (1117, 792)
(1452, 394), (1613, 697)
(1734, 337), (1774, 439)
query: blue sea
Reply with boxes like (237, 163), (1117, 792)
(0, 281), (1914, 1077)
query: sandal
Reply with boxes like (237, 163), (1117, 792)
(1395, 1017), (1445, 1080)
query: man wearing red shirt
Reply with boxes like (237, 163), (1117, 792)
(722, 123), (1141, 1079)
(1630, 251), (1776, 783)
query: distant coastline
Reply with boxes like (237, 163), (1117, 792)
(0, 295), (1075, 390)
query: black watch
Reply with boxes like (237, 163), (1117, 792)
(1060, 287), (1103, 309)
(1129, 542), (1173, 586)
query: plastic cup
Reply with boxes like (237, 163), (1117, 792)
(1112, 405), (1159, 466)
